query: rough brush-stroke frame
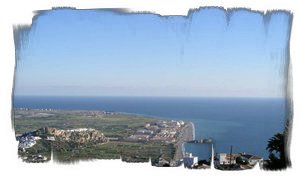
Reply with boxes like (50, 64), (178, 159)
(12, 7), (293, 170)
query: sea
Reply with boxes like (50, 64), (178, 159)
(13, 96), (288, 160)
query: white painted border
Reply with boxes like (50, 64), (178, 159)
(0, 1), (299, 176)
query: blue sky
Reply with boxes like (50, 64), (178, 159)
(14, 8), (291, 97)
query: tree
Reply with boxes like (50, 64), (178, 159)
(265, 133), (286, 169)
(264, 119), (291, 170)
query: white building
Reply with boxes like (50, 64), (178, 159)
(219, 153), (240, 165)
(183, 153), (198, 168)
(240, 153), (263, 166)
(46, 136), (55, 141)
(248, 156), (263, 165)
(179, 120), (185, 126)
(18, 138), (36, 149)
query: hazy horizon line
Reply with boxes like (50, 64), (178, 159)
(13, 94), (286, 99)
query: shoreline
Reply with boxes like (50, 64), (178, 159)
(173, 122), (195, 161)
(191, 122), (195, 140)
(182, 122), (195, 157)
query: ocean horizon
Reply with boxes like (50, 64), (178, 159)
(13, 95), (288, 160)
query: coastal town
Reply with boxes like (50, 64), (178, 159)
(15, 108), (194, 165)
(16, 120), (192, 165)
(128, 120), (185, 143)
(15, 108), (264, 170)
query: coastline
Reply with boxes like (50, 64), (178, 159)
(191, 122), (195, 140)
(173, 122), (195, 161)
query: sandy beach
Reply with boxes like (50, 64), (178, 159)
(173, 122), (195, 161)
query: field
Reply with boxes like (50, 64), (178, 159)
(52, 141), (175, 164)
(14, 109), (156, 136)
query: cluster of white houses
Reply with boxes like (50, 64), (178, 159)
(16, 132), (42, 150)
(128, 120), (185, 143)
(182, 151), (263, 170)
(217, 152), (263, 170)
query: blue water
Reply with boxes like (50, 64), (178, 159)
(13, 96), (287, 159)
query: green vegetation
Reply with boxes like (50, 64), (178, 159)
(14, 109), (176, 164)
(264, 119), (291, 170)
(14, 110), (155, 137)
(52, 141), (175, 164)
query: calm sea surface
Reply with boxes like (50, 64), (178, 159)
(13, 96), (287, 159)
